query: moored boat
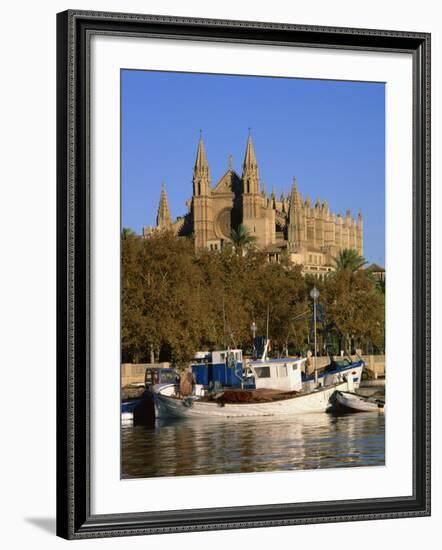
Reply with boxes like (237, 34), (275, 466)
(335, 390), (385, 413)
(129, 340), (366, 422)
(154, 380), (353, 419)
(123, 366), (177, 423)
(152, 349), (357, 419)
(121, 399), (140, 423)
(303, 356), (365, 390)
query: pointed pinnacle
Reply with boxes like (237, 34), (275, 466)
(194, 133), (210, 179)
(289, 177), (302, 211)
(156, 182), (172, 228)
(243, 134), (257, 170)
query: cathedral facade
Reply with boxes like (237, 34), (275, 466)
(143, 134), (363, 276)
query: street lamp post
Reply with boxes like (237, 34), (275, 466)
(250, 321), (257, 358)
(310, 286), (320, 385)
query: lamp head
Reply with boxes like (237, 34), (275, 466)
(310, 287), (320, 301)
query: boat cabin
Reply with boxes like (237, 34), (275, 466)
(191, 349), (244, 389)
(144, 367), (176, 391)
(248, 358), (306, 392)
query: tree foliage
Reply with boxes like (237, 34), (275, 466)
(230, 223), (257, 255)
(332, 248), (367, 272)
(122, 232), (385, 366)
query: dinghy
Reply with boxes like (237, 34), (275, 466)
(335, 390), (385, 413)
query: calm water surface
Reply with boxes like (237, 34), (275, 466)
(122, 412), (385, 478)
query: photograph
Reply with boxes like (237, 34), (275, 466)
(120, 69), (386, 479)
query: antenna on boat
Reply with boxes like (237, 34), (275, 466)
(222, 295), (237, 350)
(266, 302), (270, 341)
(222, 296), (227, 349)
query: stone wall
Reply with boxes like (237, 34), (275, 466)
(121, 362), (170, 386)
(361, 355), (385, 378)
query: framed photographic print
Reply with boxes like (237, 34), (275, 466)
(56, 10), (431, 539)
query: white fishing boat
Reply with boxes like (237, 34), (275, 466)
(335, 390), (385, 413)
(153, 355), (355, 419)
(249, 338), (364, 392)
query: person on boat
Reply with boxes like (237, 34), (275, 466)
(305, 350), (315, 378)
(179, 371), (195, 397)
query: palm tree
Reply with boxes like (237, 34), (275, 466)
(332, 248), (367, 272)
(230, 224), (257, 255)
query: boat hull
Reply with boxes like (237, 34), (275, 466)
(336, 391), (385, 413)
(155, 382), (349, 419)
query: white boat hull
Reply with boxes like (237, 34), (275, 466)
(336, 391), (385, 413)
(122, 411), (134, 423)
(155, 381), (350, 419)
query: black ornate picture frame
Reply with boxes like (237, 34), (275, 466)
(56, 10), (430, 539)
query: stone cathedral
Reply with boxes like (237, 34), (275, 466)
(143, 134), (363, 276)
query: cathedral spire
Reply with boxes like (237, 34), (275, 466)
(194, 133), (210, 179)
(261, 182), (267, 199)
(193, 132), (211, 196)
(242, 134), (259, 194)
(156, 182), (172, 229)
(289, 176), (302, 213)
(288, 176), (306, 252)
(243, 134), (258, 171)
(271, 186), (277, 209)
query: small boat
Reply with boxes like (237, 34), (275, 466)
(335, 390), (385, 413)
(122, 366), (177, 423)
(121, 399), (140, 423)
(303, 356), (365, 390)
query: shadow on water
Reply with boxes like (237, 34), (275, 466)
(122, 412), (385, 479)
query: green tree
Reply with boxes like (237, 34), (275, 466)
(122, 231), (206, 367)
(321, 269), (384, 354)
(245, 260), (308, 354)
(332, 248), (367, 272)
(121, 231), (385, 367)
(122, 227), (136, 240)
(230, 224), (257, 255)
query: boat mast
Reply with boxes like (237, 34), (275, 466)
(310, 286), (320, 385)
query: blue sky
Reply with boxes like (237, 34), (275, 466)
(122, 70), (385, 265)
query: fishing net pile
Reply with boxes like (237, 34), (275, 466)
(207, 388), (298, 404)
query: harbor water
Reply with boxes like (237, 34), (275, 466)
(122, 411), (385, 479)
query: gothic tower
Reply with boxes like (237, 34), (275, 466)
(357, 208), (363, 255)
(241, 134), (261, 227)
(156, 182), (172, 230)
(192, 134), (214, 249)
(287, 177), (307, 254)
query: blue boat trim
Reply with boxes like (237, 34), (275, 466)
(249, 357), (303, 365)
(303, 359), (364, 381)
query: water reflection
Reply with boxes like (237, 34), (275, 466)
(122, 412), (385, 479)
